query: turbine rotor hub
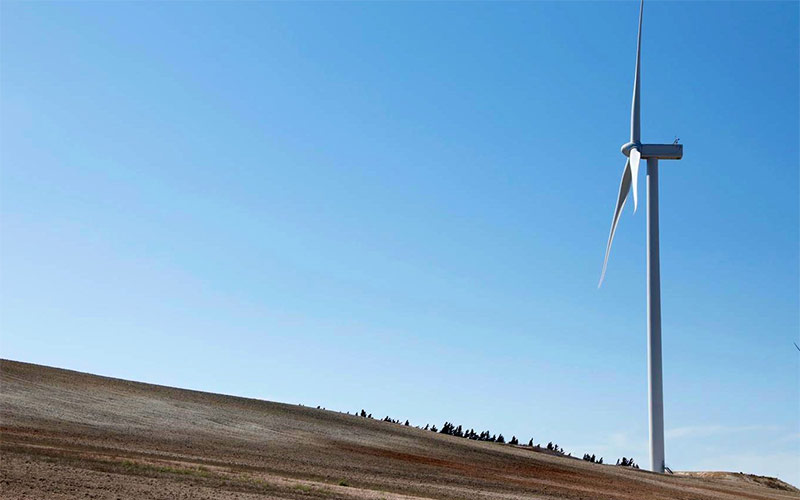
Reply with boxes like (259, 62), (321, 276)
(621, 141), (641, 157)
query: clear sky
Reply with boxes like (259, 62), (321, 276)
(1, 0), (798, 486)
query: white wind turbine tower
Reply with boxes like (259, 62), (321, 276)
(598, 0), (683, 474)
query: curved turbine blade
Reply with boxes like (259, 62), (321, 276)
(630, 147), (641, 212)
(599, 159), (632, 287)
(630, 0), (643, 144)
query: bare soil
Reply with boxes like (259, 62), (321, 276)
(1, 359), (797, 500)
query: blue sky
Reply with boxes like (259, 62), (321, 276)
(1, 0), (798, 486)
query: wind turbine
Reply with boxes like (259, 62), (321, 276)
(598, 0), (683, 474)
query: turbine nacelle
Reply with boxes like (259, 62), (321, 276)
(622, 142), (684, 160)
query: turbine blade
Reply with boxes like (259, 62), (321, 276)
(630, 0), (643, 144)
(630, 147), (641, 212)
(599, 159), (632, 287)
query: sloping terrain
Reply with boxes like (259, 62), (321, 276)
(1, 359), (797, 500)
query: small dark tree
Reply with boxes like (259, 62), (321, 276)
(547, 442), (554, 451)
(404, 420), (410, 426)
(430, 425), (438, 432)
(360, 409), (367, 417)
(497, 434), (505, 444)
(510, 436), (519, 445)
(528, 438), (534, 447)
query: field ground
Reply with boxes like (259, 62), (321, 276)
(1, 359), (797, 500)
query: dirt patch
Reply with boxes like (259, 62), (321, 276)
(1, 359), (797, 500)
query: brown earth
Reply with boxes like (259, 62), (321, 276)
(1, 359), (797, 500)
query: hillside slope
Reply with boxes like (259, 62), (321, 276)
(1, 359), (797, 500)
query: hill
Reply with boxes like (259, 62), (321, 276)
(1, 359), (797, 500)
